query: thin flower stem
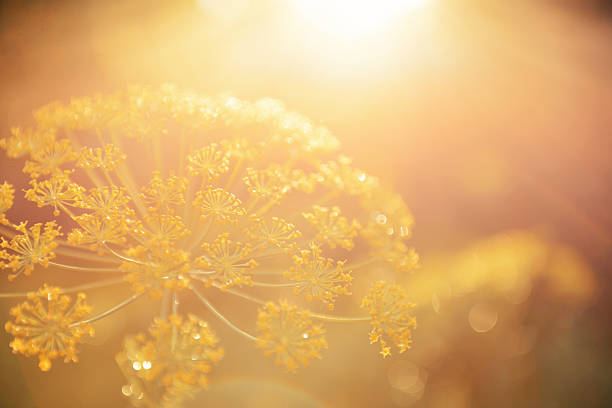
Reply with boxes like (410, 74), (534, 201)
(172, 292), (179, 315)
(345, 257), (379, 271)
(252, 198), (279, 218)
(109, 132), (150, 220)
(103, 242), (148, 265)
(188, 269), (217, 276)
(190, 284), (259, 342)
(251, 248), (286, 259)
(186, 217), (213, 252)
(0, 224), (16, 237)
(152, 134), (164, 176)
(171, 292), (179, 352)
(64, 277), (126, 293)
(54, 245), (120, 264)
(57, 202), (79, 221)
(177, 130), (187, 178)
(251, 281), (303, 288)
(0, 277), (126, 298)
(250, 270), (285, 276)
(70, 291), (146, 327)
(48, 261), (125, 273)
(182, 135), (197, 224)
(224, 157), (244, 191)
(309, 312), (371, 323)
(294, 189), (339, 216)
(245, 196), (260, 213)
(212, 283), (266, 305)
(160, 288), (171, 319)
(67, 130), (106, 189)
(102, 169), (117, 188)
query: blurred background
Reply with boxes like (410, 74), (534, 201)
(1, 0), (611, 407)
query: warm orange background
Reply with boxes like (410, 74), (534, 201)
(1, 0), (611, 407)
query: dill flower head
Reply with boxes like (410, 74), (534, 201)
(0, 221), (62, 281)
(285, 243), (353, 310)
(256, 300), (327, 373)
(4, 284), (94, 371)
(361, 281), (417, 357)
(0, 85), (418, 405)
(116, 314), (224, 408)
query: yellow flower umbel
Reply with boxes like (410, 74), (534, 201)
(361, 281), (417, 357)
(116, 314), (224, 408)
(0, 85), (419, 405)
(4, 284), (94, 371)
(285, 244), (352, 310)
(303, 205), (360, 250)
(256, 300), (327, 373)
(196, 233), (257, 289)
(0, 221), (62, 281)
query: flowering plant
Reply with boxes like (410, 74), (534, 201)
(0, 85), (418, 407)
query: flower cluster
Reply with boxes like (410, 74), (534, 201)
(0, 221), (62, 281)
(256, 300), (327, 373)
(286, 244), (353, 310)
(361, 281), (417, 357)
(4, 284), (94, 371)
(0, 85), (418, 406)
(116, 314), (224, 408)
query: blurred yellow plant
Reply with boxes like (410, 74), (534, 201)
(0, 85), (418, 407)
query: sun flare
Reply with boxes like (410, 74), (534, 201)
(292, 0), (431, 36)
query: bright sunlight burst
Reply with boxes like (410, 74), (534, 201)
(292, 0), (431, 37)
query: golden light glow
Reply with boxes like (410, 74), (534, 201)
(0, 0), (609, 406)
(292, 0), (431, 37)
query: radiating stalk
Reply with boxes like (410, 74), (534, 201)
(48, 261), (125, 273)
(0, 277), (125, 298)
(190, 284), (259, 342)
(69, 291), (146, 326)
(309, 312), (370, 322)
(250, 281), (303, 288)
